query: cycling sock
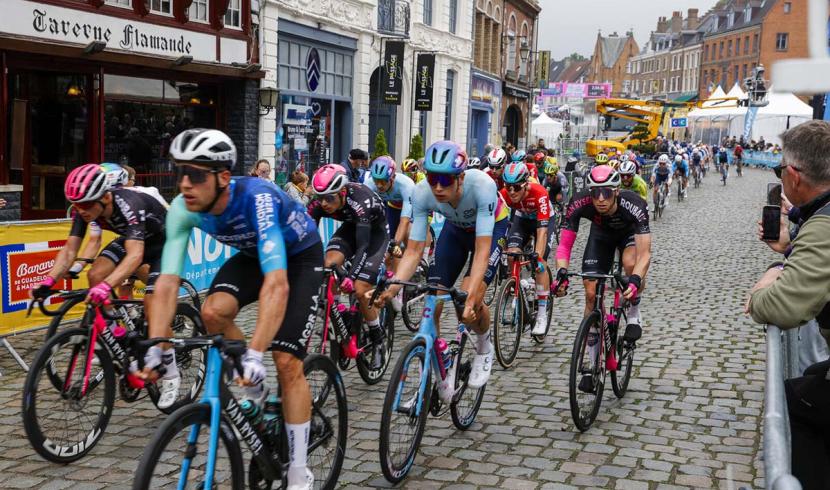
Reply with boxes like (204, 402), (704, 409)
(536, 285), (548, 315)
(627, 303), (640, 325)
(161, 348), (178, 380)
(286, 421), (310, 474)
(476, 330), (491, 354)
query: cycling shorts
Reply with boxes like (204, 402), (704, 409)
(99, 237), (162, 293)
(675, 167), (688, 178)
(506, 215), (557, 260)
(654, 173), (669, 185)
(326, 222), (389, 285)
(386, 206), (402, 239)
(582, 223), (635, 275)
(428, 219), (509, 288)
(207, 242), (323, 359)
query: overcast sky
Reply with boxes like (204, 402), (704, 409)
(538, 0), (722, 60)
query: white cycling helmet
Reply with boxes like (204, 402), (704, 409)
(486, 148), (508, 168)
(619, 160), (637, 175)
(169, 129), (237, 169)
(658, 154), (670, 164)
(675, 154), (683, 162)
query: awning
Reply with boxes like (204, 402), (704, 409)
(672, 93), (698, 103)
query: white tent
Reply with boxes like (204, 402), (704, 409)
(727, 88), (813, 144)
(531, 113), (564, 146)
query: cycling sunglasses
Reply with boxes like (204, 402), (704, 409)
(506, 183), (526, 193)
(175, 164), (219, 185)
(426, 173), (457, 188)
(316, 193), (339, 204)
(589, 187), (616, 200)
(72, 200), (101, 211)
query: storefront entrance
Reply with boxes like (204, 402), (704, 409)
(470, 109), (489, 158)
(504, 104), (522, 148)
(368, 67), (397, 158)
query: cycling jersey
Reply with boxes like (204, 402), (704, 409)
(499, 182), (551, 227)
(484, 168), (505, 190)
(691, 151), (702, 165)
(544, 172), (569, 203)
(621, 175), (648, 200)
(652, 164), (671, 184)
(410, 169), (509, 241)
(363, 172), (415, 219)
(161, 177), (320, 275)
(561, 190), (650, 236)
(673, 160), (689, 177)
(70, 188), (167, 245)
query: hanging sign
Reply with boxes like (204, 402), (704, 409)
(414, 53), (435, 111)
(383, 40), (405, 105)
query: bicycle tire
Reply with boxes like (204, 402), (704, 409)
(44, 295), (86, 341)
(22, 327), (115, 463)
(531, 269), (554, 344)
(483, 265), (502, 307)
(355, 305), (395, 385)
(450, 332), (486, 430)
(568, 312), (605, 432)
(303, 354), (348, 490)
(146, 303), (208, 414)
(610, 329), (635, 399)
(179, 278), (202, 311)
(379, 338), (431, 484)
(132, 403), (244, 490)
(492, 277), (523, 369)
(402, 260), (429, 332)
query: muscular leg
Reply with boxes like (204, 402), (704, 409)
(86, 257), (116, 287)
(460, 275), (490, 335)
(354, 280), (378, 323)
(275, 352), (310, 424)
(200, 292), (244, 340)
(583, 279), (597, 318)
(324, 250), (346, 270)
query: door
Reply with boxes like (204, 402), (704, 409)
(369, 68), (397, 158)
(471, 109), (489, 158)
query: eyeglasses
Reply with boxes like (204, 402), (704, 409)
(589, 187), (616, 200)
(426, 173), (457, 188)
(773, 164), (801, 179)
(316, 193), (339, 204)
(72, 200), (101, 211)
(176, 164), (218, 185)
(506, 183), (526, 193)
(373, 178), (390, 187)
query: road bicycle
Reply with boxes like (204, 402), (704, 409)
(492, 251), (553, 368)
(676, 174), (685, 202)
(483, 235), (509, 307)
(401, 235), (436, 332)
(376, 280), (486, 484)
(721, 161), (729, 185)
(566, 266), (636, 432)
(22, 291), (205, 463)
(307, 266), (394, 385)
(652, 181), (668, 220)
(132, 335), (347, 490)
(692, 165), (702, 188)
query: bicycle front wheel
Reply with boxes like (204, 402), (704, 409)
(611, 327), (635, 399)
(450, 332), (486, 430)
(568, 312), (605, 432)
(379, 338), (431, 484)
(132, 403), (244, 490)
(304, 354), (348, 490)
(22, 327), (115, 463)
(492, 277), (523, 369)
(402, 260), (429, 332)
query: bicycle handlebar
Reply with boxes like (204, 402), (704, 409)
(566, 271), (630, 289)
(502, 251), (539, 261)
(137, 335), (247, 378)
(27, 289), (88, 317)
(375, 278), (469, 306)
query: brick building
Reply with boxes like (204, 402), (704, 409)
(470, 0), (505, 156)
(588, 32), (639, 97)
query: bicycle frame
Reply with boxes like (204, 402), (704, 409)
(319, 271), (362, 359)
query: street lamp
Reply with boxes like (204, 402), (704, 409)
(519, 39), (531, 66)
(259, 87), (280, 116)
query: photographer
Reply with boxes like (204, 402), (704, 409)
(746, 120), (830, 488)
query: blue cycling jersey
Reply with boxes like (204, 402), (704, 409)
(410, 169), (507, 241)
(673, 160), (689, 173)
(161, 177), (320, 275)
(363, 172), (416, 220)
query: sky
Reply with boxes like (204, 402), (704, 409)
(538, 0), (722, 60)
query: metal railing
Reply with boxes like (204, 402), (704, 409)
(377, 0), (410, 38)
(764, 325), (802, 490)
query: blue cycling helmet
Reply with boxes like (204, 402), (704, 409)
(369, 156), (396, 180)
(511, 150), (526, 162)
(503, 162), (530, 184)
(423, 140), (467, 174)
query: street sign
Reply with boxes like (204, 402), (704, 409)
(670, 118), (688, 128)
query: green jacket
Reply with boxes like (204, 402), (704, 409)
(750, 193), (830, 346)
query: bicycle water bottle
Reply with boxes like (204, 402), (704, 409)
(435, 338), (453, 371)
(262, 394), (281, 443)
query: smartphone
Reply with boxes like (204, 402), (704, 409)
(762, 205), (781, 241)
(767, 182), (782, 206)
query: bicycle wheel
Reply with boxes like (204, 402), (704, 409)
(132, 403), (244, 490)
(179, 278), (202, 311)
(610, 326), (635, 399)
(531, 268), (554, 344)
(44, 295), (86, 340)
(379, 338), (431, 484)
(676, 180), (683, 202)
(492, 277), (523, 369)
(147, 303), (208, 414)
(402, 260), (429, 332)
(22, 327), (115, 463)
(298, 354), (348, 490)
(450, 332), (486, 430)
(356, 305), (394, 385)
(483, 265), (502, 306)
(568, 312), (605, 432)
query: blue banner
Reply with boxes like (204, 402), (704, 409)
(182, 229), (236, 292)
(744, 106), (759, 141)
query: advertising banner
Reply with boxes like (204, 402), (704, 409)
(383, 41), (405, 105)
(414, 53), (435, 111)
(537, 50), (550, 88)
(542, 82), (612, 99)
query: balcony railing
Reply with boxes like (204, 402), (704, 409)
(378, 0), (410, 38)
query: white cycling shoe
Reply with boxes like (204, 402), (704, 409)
(468, 345), (493, 389)
(391, 289), (403, 313)
(287, 468), (314, 490)
(438, 370), (456, 404)
(157, 375), (181, 410)
(532, 310), (548, 336)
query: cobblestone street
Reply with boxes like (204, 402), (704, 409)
(0, 168), (777, 489)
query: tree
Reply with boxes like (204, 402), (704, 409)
(373, 129), (389, 159)
(632, 123), (651, 143)
(568, 53), (586, 62)
(408, 133), (424, 160)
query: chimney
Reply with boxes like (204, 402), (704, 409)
(670, 11), (683, 33)
(687, 8), (699, 30)
(656, 16), (669, 33)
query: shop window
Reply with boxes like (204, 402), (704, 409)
(106, 0), (131, 7)
(276, 39), (354, 98)
(444, 70), (455, 140)
(225, 0), (242, 28)
(147, 0), (172, 15)
(189, 0), (209, 22)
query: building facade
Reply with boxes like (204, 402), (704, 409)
(500, 0), (540, 149)
(588, 31), (639, 98)
(0, 0), (261, 220)
(469, 0), (504, 158)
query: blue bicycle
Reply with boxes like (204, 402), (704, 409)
(375, 280), (486, 484)
(132, 336), (347, 490)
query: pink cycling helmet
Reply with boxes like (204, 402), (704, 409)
(65, 164), (110, 203)
(312, 164), (348, 195)
(587, 165), (621, 188)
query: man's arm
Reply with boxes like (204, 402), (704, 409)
(632, 233), (652, 279)
(394, 217), (412, 244)
(47, 235), (84, 282)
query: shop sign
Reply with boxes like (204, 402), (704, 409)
(1, 0), (245, 64)
(383, 40), (405, 105)
(306, 48), (321, 92)
(471, 75), (495, 105)
(537, 50), (550, 88)
(414, 53), (435, 111)
(503, 83), (530, 100)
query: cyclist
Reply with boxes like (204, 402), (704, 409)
(526, 151), (544, 182)
(543, 158), (569, 206)
(594, 153), (609, 166)
(619, 160), (648, 200)
(650, 154), (672, 202)
(468, 157), (483, 170)
(552, 166), (652, 393)
(733, 143), (744, 176)
(309, 164), (389, 365)
(500, 162), (554, 334)
(564, 155), (580, 172)
(673, 154), (689, 197)
(364, 156), (416, 266)
(511, 149), (527, 163)
(401, 158), (426, 184)
(142, 129), (321, 490)
(375, 140), (510, 401)
(485, 147), (509, 190)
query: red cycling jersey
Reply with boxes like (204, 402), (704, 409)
(525, 162), (540, 181)
(499, 182), (551, 225)
(485, 168), (505, 190)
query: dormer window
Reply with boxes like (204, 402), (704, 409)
(744, 6), (752, 22)
(727, 11), (735, 27)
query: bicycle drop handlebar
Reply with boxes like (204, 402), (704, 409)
(566, 271), (630, 289)
(370, 277), (468, 308)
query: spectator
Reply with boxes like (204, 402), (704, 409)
(283, 169), (311, 206)
(122, 165), (136, 187)
(250, 159), (272, 180)
(536, 138), (547, 152)
(0, 198), (6, 209)
(746, 120), (830, 489)
(343, 148), (369, 183)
